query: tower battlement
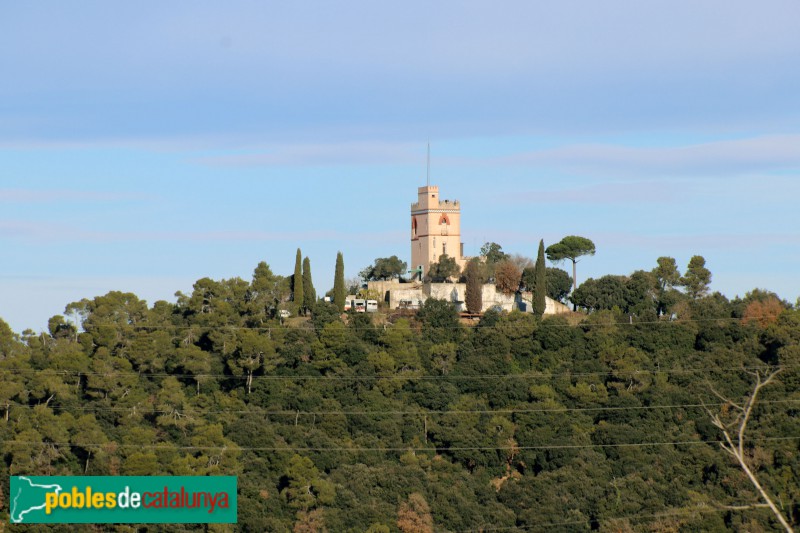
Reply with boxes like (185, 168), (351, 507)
(412, 185), (459, 211)
(411, 199), (459, 211)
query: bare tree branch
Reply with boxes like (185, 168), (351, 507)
(706, 367), (793, 532)
(706, 381), (744, 411)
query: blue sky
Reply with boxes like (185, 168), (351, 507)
(2, 1), (799, 332)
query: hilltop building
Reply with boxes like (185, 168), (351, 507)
(410, 185), (466, 278)
(366, 183), (570, 316)
(368, 278), (570, 315)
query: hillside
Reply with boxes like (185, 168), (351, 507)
(1, 269), (798, 531)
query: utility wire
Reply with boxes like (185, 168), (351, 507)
(6, 399), (800, 416)
(5, 436), (799, 452)
(1, 364), (796, 380)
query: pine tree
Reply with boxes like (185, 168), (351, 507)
(333, 251), (346, 312)
(292, 248), (304, 314)
(302, 256), (316, 312)
(545, 235), (595, 292)
(533, 239), (547, 316)
(681, 255), (712, 299)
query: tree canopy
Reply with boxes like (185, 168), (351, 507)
(480, 242), (509, 280)
(546, 235), (596, 292)
(682, 255), (712, 299)
(494, 260), (522, 295)
(480, 242), (508, 265)
(360, 255), (408, 281)
(522, 266), (573, 303)
(426, 254), (461, 282)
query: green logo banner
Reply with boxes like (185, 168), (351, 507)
(9, 476), (237, 524)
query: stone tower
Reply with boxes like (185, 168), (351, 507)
(410, 185), (466, 278)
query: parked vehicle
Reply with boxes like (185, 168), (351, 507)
(344, 297), (378, 313)
(398, 299), (422, 310)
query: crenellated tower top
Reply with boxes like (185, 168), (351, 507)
(411, 185), (459, 213)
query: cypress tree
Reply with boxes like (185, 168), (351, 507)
(292, 248), (304, 314)
(333, 251), (346, 312)
(302, 256), (316, 312)
(533, 239), (547, 316)
(465, 259), (483, 314)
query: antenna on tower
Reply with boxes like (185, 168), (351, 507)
(426, 141), (430, 187)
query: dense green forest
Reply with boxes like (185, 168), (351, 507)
(1, 259), (798, 532)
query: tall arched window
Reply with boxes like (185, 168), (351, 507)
(411, 217), (417, 239)
(439, 214), (450, 235)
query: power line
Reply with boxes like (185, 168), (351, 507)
(5, 436), (798, 452)
(1, 364), (796, 381)
(6, 399), (800, 417)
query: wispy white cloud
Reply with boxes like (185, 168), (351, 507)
(6, 1), (800, 86)
(494, 135), (800, 176)
(2, 1), (799, 144)
(509, 180), (685, 205)
(0, 134), (244, 152)
(591, 231), (800, 251)
(194, 141), (422, 167)
(0, 220), (402, 244)
(0, 189), (156, 203)
(0, 221), (45, 239)
(190, 134), (800, 176)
